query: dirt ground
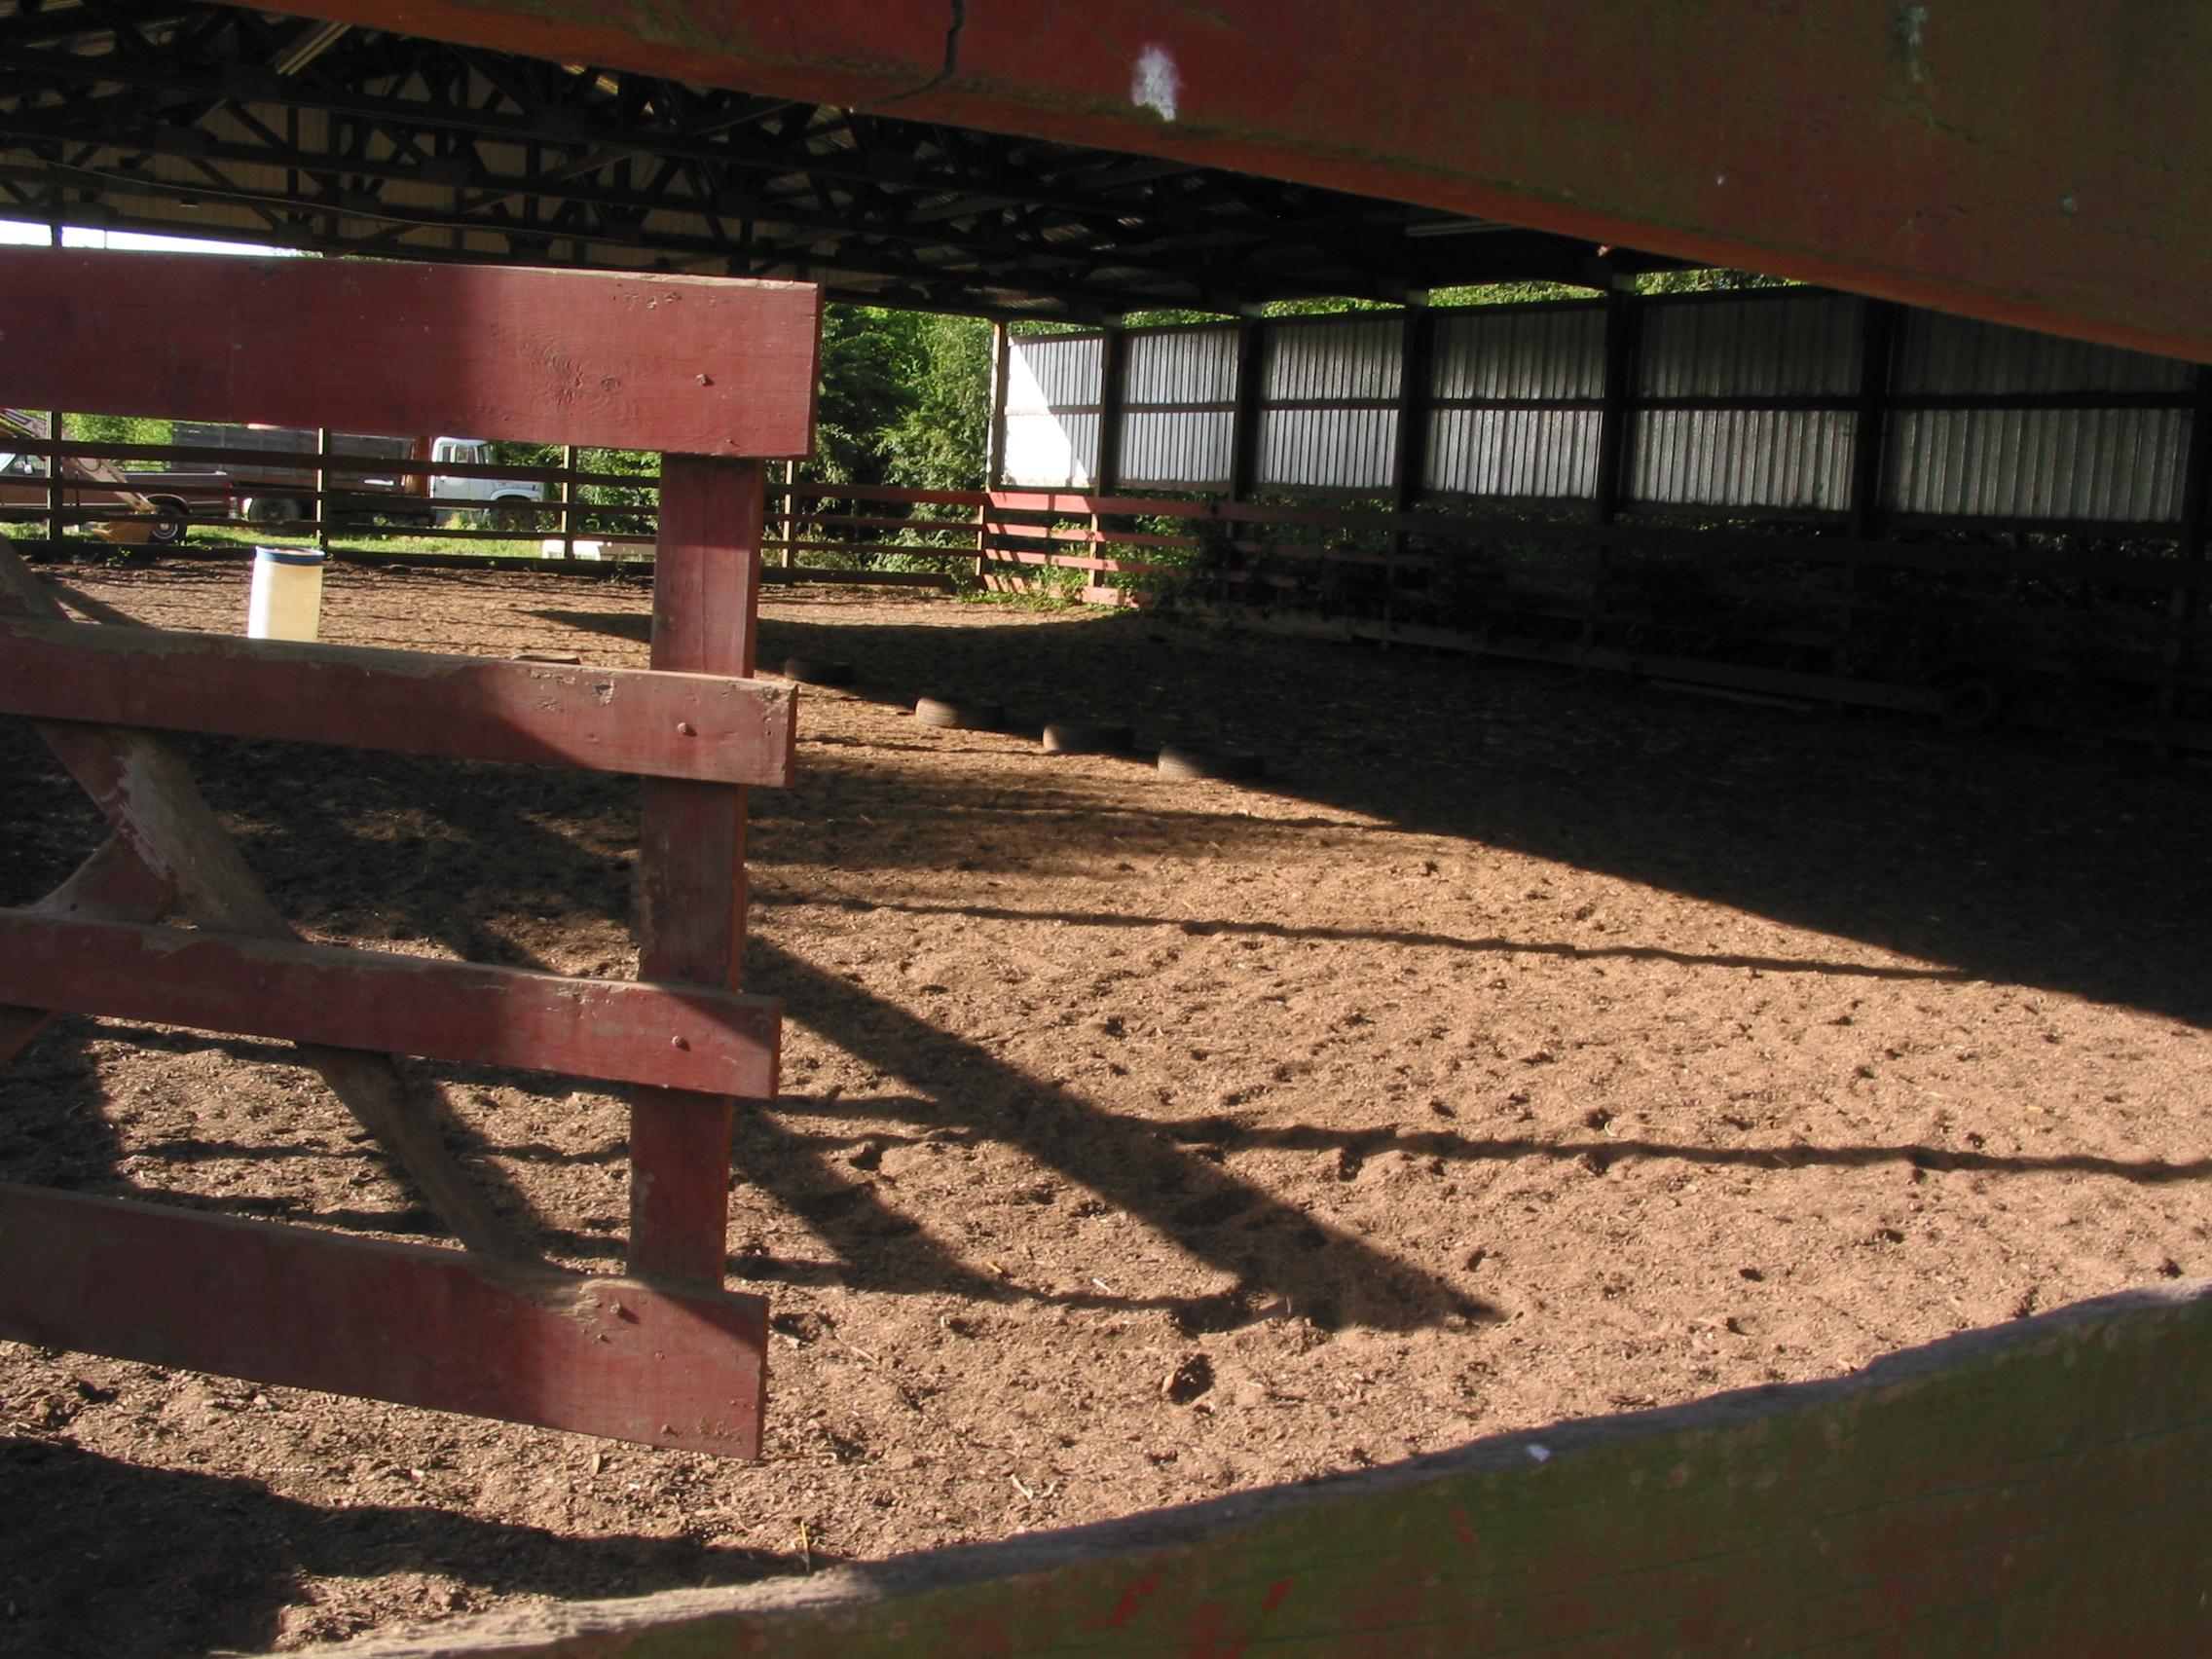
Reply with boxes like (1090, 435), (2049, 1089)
(4, 558), (2211, 1656)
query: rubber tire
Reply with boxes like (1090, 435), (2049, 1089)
(784, 656), (855, 686)
(914, 695), (1005, 731)
(1939, 677), (2003, 733)
(1158, 743), (1263, 781)
(491, 500), (538, 534)
(244, 498), (304, 525)
(1043, 720), (1133, 755)
(145, 498), (191, 545)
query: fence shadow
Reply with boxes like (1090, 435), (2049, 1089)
(751, 606), (2212, 1030)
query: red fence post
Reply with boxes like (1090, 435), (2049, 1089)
(629, 453), (765, 1284)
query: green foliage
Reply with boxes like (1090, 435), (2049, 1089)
(882, 313), (992, 492)
(1635, 269), (1795, 295)
(64, 414), (174, 464)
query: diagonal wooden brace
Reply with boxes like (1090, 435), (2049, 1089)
(0, 833), (174, 1067)
(0, 549), (540, 1265)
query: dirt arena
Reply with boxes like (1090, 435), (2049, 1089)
(3, 558), (2209, 1656)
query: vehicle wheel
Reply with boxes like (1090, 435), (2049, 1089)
(491, 499), (538, 533)
(243, 497), (303, 525)
(146, 498), (191, 545)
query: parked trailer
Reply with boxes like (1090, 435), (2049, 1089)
(172, 424), (548, 528)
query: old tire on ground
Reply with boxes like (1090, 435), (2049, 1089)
(915, 695), (1005, 731)
(1043, 720), (1134, 755)
(785, 656), (855, 685)
(1158, 742), (1263, 781)
(1939, 677), (2004, 733)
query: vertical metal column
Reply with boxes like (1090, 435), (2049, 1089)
(1586, 284), (1643, 657)
(2160, 364), (2212, 751)
(1838, 298), (1899, 678)
(628, 454), (764, 1285)
(1384, 302), (1438, 644)
(1228, 316), (1267, 505)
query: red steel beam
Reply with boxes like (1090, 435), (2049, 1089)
(269, 2), (2212, 363)
(0, 614), (795, 786)
(0, 908), (781, 1096)
(0, 245), (819, 455)
(0, 1180), (766, 1456)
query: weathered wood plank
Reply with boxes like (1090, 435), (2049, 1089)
(0, 833), (172, 1066)
(0, 548), (539, 1264)
(0, 613), (795, 786)
(0, 909), (781, 1097)
(630, 456), (763, 1285)
(0, 246), (818, 456)
(337, 1280), (2212, 1657)
(0, 1180), (766, 1457)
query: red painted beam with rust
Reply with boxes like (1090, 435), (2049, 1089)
(0, 908), (781, 1096)
(0, 1180), (766, 1456)
(263, 2), (2212, 364)
(0, 246), (819, 454)
(0, 614), (795, 786)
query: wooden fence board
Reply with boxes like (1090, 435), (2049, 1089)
(335, 1280), (2212, 1657)
(0, 247), (819, 456)
(0, 1181), (766, 1457)
(0, 909), (781, 1096)
(0, 615), (795, 786)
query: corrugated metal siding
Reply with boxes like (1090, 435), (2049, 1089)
(1003, 334), (1103, 488)
(1126, 327), (1237, 406)
(1122, 327), (1235, 485)
(1265, 316), (1402, 402)
(1894, 313), (2193, 395)
(1631, 410), (1856, 510)
(1124, 413), (1233, 485)
(1427, 409), (1599, 499)
(1431, 306), (1604, 401)
(1640, 293), (1862, 396)
(1258, 410), (1397, 490)
(1006, 334), (1104, 413)
(1003, 414), (1099, 489)
(1883, 408), (2188, 521)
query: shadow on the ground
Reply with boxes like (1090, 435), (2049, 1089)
(0, 1435), (798, 1659)
(745, 604), (2212, 1029)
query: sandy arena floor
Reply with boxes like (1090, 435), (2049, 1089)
(2, 559), (2209, 1655)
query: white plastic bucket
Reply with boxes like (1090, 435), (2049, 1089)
(247, 545), (325, 641)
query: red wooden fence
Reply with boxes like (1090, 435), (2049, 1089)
(0, 247), (821, 1458)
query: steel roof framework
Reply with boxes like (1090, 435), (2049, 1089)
(0, 2), (1688, 319)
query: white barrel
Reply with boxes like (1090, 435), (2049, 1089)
(247, 546), (325, 641)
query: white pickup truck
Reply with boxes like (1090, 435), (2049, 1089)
(173, 424), (546, 529)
